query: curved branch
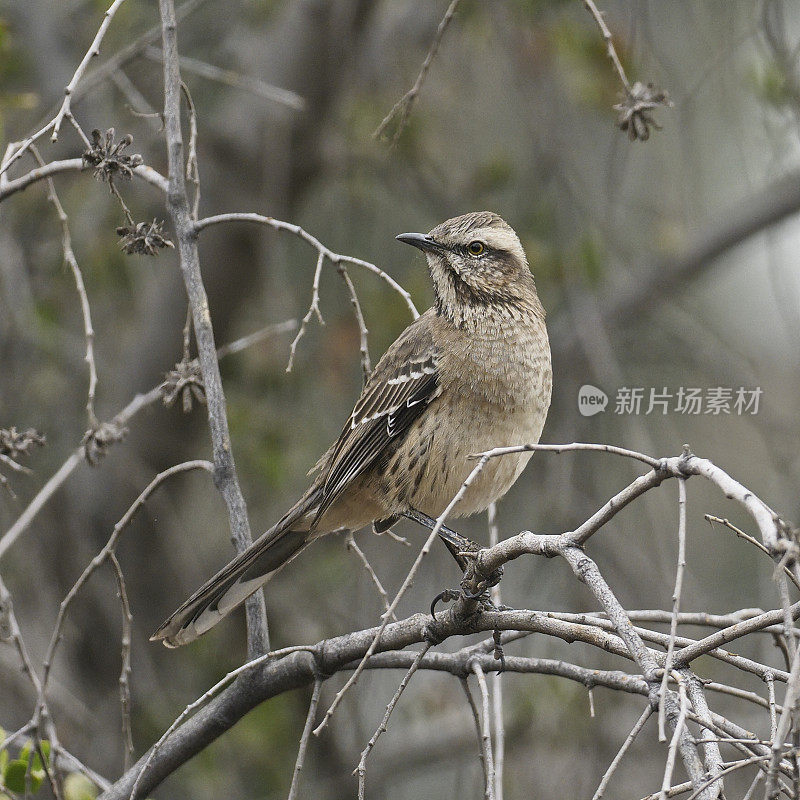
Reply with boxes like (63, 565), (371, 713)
(0, 159), (168, 202)
(194, 212), (419, 319)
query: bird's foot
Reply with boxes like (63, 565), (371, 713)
(430, 588), (461, 619)
(459, 556), (504, 600)
(429, 586), (507, 671)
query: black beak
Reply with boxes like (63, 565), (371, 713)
(395, 232), (445, 253)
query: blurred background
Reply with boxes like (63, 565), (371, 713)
(1, 0), (800, 797)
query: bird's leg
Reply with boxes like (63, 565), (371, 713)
(402, 508), (480, 572)
(404, 508), (507, 670)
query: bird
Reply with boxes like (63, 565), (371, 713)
(151, 211), (552, 647)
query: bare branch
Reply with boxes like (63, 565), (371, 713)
(346, 533), (395, 620)
(592, 705), (654, 800)
(31, 146), (99, 426)
(287, 251), (326, 372)
(51, 0), (130, 141)
(659, 479), (687, 741)
(195, 213), (419, 318)
(355, 644), (431, 799)
(0, 158), (168, 202)
(286, 679), (322, 800)
(374, 0), (461, 144)
(0, 322), (293, 561)
(472, 661), (496, 800)
(158, 0), (268, 657)
(109, 551), (135, 770)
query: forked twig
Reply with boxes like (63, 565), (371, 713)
(374, 0), (461, 144)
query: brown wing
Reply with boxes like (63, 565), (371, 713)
(314, 309), (440, 522)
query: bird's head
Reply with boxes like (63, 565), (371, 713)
(396, 211), (538, 324)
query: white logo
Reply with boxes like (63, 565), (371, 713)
(578, 384), (608, 416)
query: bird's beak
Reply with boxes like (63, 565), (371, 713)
(395, 232), (445, 253)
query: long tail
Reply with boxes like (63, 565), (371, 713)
(151, 487), (322, 648)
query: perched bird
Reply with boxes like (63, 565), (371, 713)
(152, 211), (552, 647)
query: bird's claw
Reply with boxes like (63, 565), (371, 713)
(430, 588), (461, 619)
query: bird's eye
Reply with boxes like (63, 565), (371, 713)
(467, 241), (485, 256)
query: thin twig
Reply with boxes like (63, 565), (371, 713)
(660, 678), (689, 800)
(0, 574), (43, 696)
(194, 214), (419, 319)
(287, 251), (325, 372)
(287, 679), (322, 800)
(474, 441), (660, 468)
(767, 619), (800, 796)
(312, 454), (491, 736)
(683, 755), (769, 800)
(109, 551), (135, 770)
(107, 177), (135, 226)
(659, 478), (687, 742)
(346, 533), (395, 620)
(337, 264), (372, 382)
(143, 46), (305, 110)
(374, 0), (461, 144)
(767, 672), (778, 744)
(460, 678), (490, 793)
(487, 502), (504, 800)
(472, 661), (496, 800)
(52, 0), (130, 141)
(0, 120), (56, 179)
(705, 514), (800, 592)
(592, 705), (654, 800)
(355, 644), (431, 799)
(581, 0), (632, 93)
(31, 145), (99, 426)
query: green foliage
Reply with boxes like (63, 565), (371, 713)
(577, 229), (606, 286)
(0, 738), (49, 796)
(751, 59), (795, 109)
(63, 772), (98, 800)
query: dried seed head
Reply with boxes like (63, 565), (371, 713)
(613, 82), (672, 142)
(82, 128), (143, 181)
(116, 219), (174, 256)
(163, 359), (206, 413)
(82, 420), (128, 466)
(0, 427), (46, 460)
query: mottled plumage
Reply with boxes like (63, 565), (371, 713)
(152, 212), (551, 647)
